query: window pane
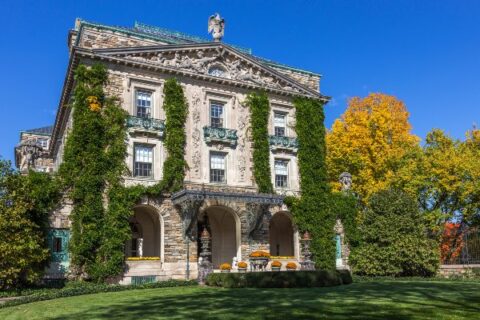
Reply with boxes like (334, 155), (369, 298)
(136, 91), (152, 118)
(274, 113), (286, 136)
(210, 103), (224, 128)
(275, 160), (288, 188)
(134, 145), (153, 177)
(210, 153), (226, 183)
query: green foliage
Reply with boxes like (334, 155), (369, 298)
(58, 65), (189, 282)
(58, 64), (130, 281)
(0, 159), (60, 289)
(330, 191), (360, 248)
(147, 78), (188, 194)
(205, 270), (351, 288)
(245, 91), (273, 193)
(0, 279), (197, 309)
(286, 97), (336, 270)
(350, 189), (440, 276)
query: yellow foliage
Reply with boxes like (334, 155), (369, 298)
(327, 93), (419, 201)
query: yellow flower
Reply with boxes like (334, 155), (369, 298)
(126, 256), (160, 261)
(286, 262), (297, 270)
(238, 261), (247, 268)
(271, 260), (282, 268)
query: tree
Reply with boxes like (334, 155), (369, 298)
(0, 159), (59, 289)
(350, 189), (439, 276)
(326, 93), (419, 201)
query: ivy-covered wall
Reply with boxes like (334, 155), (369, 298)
(245, 91), (273, 194)
(285, 97), (337, 270)
(58, 64), (188, 281)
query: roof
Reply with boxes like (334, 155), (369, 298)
(21, 125), (53, 136)
(75, 19), (320, 77)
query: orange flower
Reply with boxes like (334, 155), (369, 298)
(249, 251), (270, 258)
(286, 262), (297, 270)
(271, 260), (282, 268)
(238, 261), (247, 268)
(220, 263), (232, 270)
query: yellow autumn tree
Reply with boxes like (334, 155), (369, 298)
(326, 93), (420, 200)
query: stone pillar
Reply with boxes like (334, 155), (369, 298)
(300, 231), (315, 271)
(137, 238), (144, 257)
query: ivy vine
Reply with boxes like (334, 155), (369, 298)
(284, 97), (336, 270)
(245, 91), (273, 194)
(59, 64), (188, 281)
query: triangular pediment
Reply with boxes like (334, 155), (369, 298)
(80, 43), (322, 98)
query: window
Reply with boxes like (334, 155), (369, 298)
(131, 238), (138, 257)
(274, 159), (288, 188)
(274, 112), (286, 137)
(210, 153), (226, 183)
(208, 66), (226, 77)
(136, 90), (152, 118)
(134, 145), (153, 178)
(37, 138), (48, 149)
(52, 237), (62, 253)
(210, 102), (224, 128)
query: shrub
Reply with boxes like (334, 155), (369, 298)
(237, 262), (247, 269)
(350, 189), (440, 276)
(205, 270), (352, 288)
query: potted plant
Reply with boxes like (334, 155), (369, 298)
(271, 260), (282, 272)
(286, 262), (297, 271)
(220, 263), (232, 273)
(249, 251), (270, 271)
(237, 261), (248, 273)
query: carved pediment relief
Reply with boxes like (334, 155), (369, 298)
(107, 45), (306, 94)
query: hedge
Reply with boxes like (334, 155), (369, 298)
(0, 279), (197, 309)
(205, 270), (352, 288)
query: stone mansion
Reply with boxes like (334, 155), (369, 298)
(15, 17), (347, 284)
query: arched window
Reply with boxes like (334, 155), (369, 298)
(208, 66), (227, 78)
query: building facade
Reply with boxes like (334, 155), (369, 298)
(16, 18), (348, 283)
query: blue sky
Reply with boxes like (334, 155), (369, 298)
(1, 0), (479, 163)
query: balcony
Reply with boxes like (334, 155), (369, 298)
(203, 126), (238, 147)
(269, 135), (298, 153)
(126, 116), (165, 138)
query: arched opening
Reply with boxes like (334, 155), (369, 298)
(200, 206), (239, 268)
(125, 206), (161, 258)
(269, 212), (294, 256)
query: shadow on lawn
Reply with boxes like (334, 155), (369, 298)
(50, 281), (480, 320)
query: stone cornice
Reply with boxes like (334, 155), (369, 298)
(75, 43), (328, 100)
(171, 189), (285, 206)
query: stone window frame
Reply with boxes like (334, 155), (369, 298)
(127, 77), (164, 119)
(133, 143), (155, 179)
(274, 158), (289, 189)
(209, 151), (228, 184)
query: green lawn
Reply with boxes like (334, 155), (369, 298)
(1, 280), (479, 319)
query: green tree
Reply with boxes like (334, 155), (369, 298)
(0, 159), (59, 288)
(350, 189), (439, 276)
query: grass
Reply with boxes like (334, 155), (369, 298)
(1, 280), (479, 319)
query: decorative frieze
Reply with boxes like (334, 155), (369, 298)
(203, 126), (238, 147)
(126, 115), (165, 137)
(269, 135), (298, 152)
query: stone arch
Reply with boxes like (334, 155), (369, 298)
(198, 204), (241, 268)
(126, 205), (163, 260)
(269, 211), (297, 257)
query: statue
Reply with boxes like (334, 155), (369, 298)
(339, 172), (352, 191)
(208, 13), (225, 42)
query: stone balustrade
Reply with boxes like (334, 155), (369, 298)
(269, 135), (298, 152)
(203, 126), (238, 147)
(126, 115), (165, 137)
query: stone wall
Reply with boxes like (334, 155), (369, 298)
(437, 264), (480, 278)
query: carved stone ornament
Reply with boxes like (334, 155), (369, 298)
(122, 48), (302, 93)
(177, 199), (203, 241)
(245, 203), (270, 238)
(208, 13), (225, 42)
(339, 172), (352, 191)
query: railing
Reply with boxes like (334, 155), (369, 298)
(203, 126), (238, 147)
(126, 116), (165, 137)
(441, 226), (480, 265)
(269, 135), (298, 152)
